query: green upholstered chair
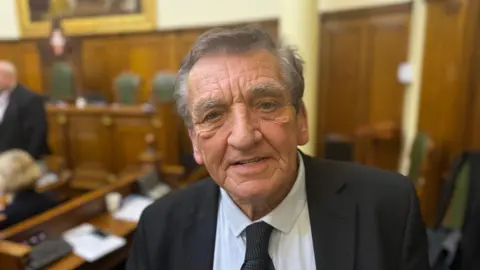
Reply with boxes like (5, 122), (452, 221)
(50, 61), (75, 101)
(407, 132), (435, 204)
(114, 72), (141, 105)
(442, 161), (470, 230)
(408, 132), (431, 184)
(151, 72), (176, 104)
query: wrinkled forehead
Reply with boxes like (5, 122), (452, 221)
(186, 50), (286, 101)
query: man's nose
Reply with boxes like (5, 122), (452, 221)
(227, 108), (262, 150)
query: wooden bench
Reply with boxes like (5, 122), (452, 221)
(0, 170), (143, 270)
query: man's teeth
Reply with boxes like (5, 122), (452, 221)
(237, 158), (263, 165)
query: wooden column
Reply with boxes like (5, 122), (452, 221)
(279, 0), (319, 156)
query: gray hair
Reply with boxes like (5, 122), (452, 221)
(174, 26), (305, 128)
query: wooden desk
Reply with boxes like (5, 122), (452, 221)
(47, 103), (180, 189)
(0, 171), (141, 242)
(0, 166), (185, 270)
(0, 171), (144, 270)
(46, 214), (136, 270)
(0, 214), (137, 270)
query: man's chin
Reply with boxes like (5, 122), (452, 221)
(226, 182), (274, 204)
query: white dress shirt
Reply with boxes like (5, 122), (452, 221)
(0, 90), (10, 124)
(213, 153), (317, 270)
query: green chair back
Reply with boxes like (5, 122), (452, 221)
(51, 61), (75, 101)
(151, 72), (176, 104)
(442, 161), (470, 230)
(114, 73), (140, 105)
(408, 132), (430, 184)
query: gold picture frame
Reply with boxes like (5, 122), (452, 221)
(17, 0), (156, 38)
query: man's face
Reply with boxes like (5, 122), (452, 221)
(187, 49), (309, 204)
(0, 71), (14, 92)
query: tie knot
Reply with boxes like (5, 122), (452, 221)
(244, 221), (274, 261)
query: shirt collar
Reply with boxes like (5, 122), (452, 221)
(220, 152), (307, 237)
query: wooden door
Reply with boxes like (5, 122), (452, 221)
(317, 4), (411, 171)
(465, 6), (480, 149)
(364, 11), (410, 170)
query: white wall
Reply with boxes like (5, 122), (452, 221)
(0, 0), (20, 40)
(320, 0), (410, 12)
(0, 0), (411, 40)
(157, 0), (278, 30)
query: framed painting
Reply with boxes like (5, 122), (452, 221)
(17, 0), (157, 38)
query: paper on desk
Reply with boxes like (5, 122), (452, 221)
(36, 173), (59, 188)
(113, 195), (153, 222)
(63, 223), (126, 263)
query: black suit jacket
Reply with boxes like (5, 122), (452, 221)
(0, 85), (51, 159)
(126, 154), (430, 270)
(0, 189), (58, 230)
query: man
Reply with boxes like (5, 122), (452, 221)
(126, 27), (430, 270)
(0, 61), (51, 160)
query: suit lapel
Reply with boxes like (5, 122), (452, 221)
(303, 154), (356, 270)
(181, 180), (219, 270)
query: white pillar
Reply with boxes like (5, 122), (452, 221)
(398, 0), (428, 175)
(279, 0), (319, 156)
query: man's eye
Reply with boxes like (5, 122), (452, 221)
(204, 112), (221, 121)
(259, 102), (278, 112)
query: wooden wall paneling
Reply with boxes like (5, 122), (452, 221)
(364, 11), (410, 170)
(156, 103), (180, 165)
(469, 74), (480, 148)
(317, 4), (410, 171)
(419, 0), (478, 166)
(16, 42), (43, 93)
(81, 38), (111, 100)
(0, 41), (43, 93)
(366, 13), (410, 127)
(422, 0), (475, 157)
(418, 0), (479, 226)
(465, 2), (480, 149)
(0, 43), (20, 65)
(106, 37), (131, 100)
(0, 21), (278, 100)
(82, 36), (131, 102)
(317, 17), (366, 162)
(256, 21), (279, 41)
(127, 33), (178, 103)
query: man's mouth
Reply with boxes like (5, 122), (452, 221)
(233, 157), (267, 165)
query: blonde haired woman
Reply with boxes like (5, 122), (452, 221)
(0, 149), (58, 230)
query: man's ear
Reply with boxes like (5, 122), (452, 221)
(188, 128), (204, 165)
(297, 102), (309, 146)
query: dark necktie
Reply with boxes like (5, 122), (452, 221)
(241, 221), (275, 270)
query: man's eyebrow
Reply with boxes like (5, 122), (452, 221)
(250, 83), (286, 99)
(193, 99), (228, 115)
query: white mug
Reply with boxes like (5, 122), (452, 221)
(105, 192), (122, 213)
